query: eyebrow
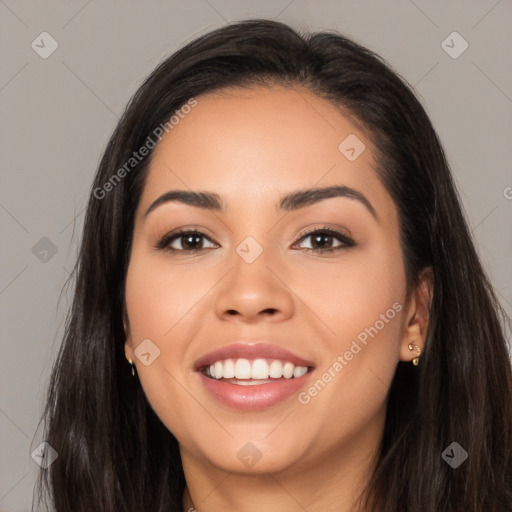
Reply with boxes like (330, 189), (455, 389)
(143, 185), (378, 221)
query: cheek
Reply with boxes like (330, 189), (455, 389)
(348, 252), (405, 368)
(123, 250), (194, 396)
(124, 252), (207, 434)
(124, 250), (209, 342)
(297, 242), (405, 351)
(295, 241), (406, 417)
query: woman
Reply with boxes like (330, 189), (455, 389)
(34, 19), (512, 512)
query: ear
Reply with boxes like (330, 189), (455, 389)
(123, 307), (134, 362)
(124, 340), (134, 362)
(399, 267), (434, 362)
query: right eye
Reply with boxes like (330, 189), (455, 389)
(156, 230), (218, 254)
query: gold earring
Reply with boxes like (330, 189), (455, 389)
(408, 343), (421, 366)
(128, 358), (135, 376)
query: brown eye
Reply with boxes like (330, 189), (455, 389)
(157, 230), (218, 253)
(294, 227), (355, 254)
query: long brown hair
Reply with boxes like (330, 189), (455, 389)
(33, 19), (512, 512)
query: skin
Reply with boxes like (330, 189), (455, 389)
(124, 84), (432, 512)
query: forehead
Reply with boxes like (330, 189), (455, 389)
(138, 84), (390, 219)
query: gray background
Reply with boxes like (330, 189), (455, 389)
(1, 1), (511, 510)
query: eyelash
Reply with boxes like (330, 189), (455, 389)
(155, 226), (355, 255)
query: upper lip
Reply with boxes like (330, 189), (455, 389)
(194, 342), (315, 370)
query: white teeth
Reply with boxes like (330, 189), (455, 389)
(223, 359), (235, 379)
(214, 361), (223, 380)
(293, 366), (308, 378)
(206, 358), (309, 380)
(283, 362), (294, 379)
(269, 360), (283, 378)
(227, 379), (272, 386)
(234, 359), (251, 379)
(251, 359), (269, 379)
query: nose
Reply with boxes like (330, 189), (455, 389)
(213, 245), (295, 324)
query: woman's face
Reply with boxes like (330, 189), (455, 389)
(124, 84), (421, 475)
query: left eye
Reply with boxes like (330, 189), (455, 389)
(293, 228), (354, 253)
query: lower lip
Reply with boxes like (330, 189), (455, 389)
(197, 371), (314, 411)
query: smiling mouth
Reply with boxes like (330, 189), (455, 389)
(199, 357), (314, 385)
